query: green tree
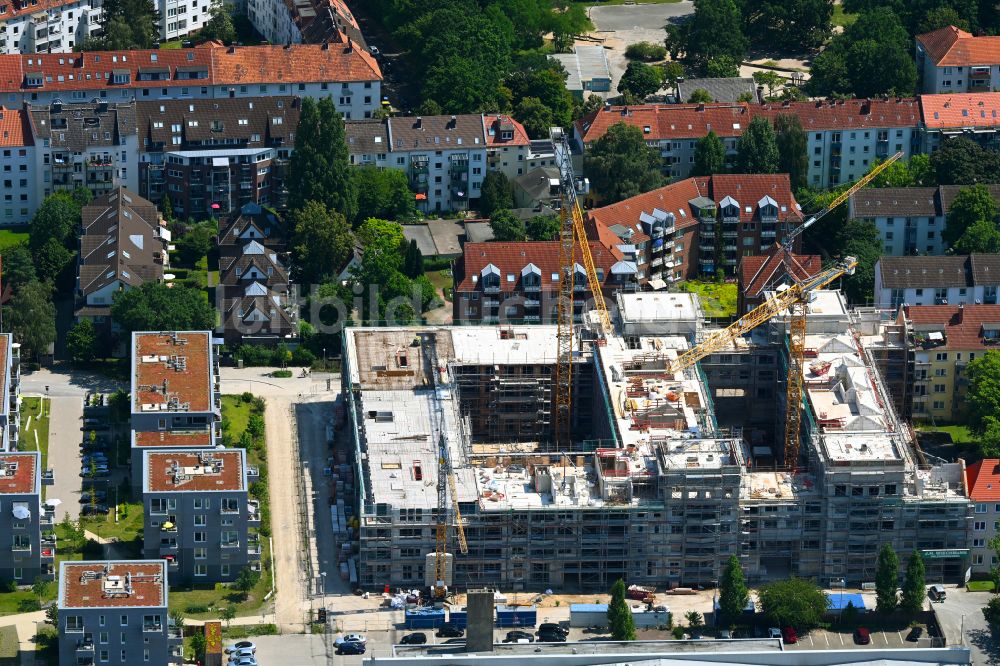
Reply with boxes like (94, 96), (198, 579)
(584, 122), (665, 204)
(718, 555), (750, 626)
(984, 595), (1000, 629)
(247, 413), (265, 440)
(758, 578), (828, 629)
(705, 55), (741, 78)
(110, 282), (215, 333)
(931, 137), (1000, 185)
(741, 0), (833, 52)
(669, 0), (748, 75)
(478, 171), (514, 217)
(356, 218), (405, 271)
(30, 193), (80, 251)
(953, 219), (1000, 254)
(66, 320), (99, 364)
(489, 210), (527, 242)
(687, 88), (714, 104)
(200, 0), (236, 44)
(684, 611), (703, 628)
(234, 566), (261, 600)
(965, 351), (1000, 450)
(290, 201), (355, 284)
(774, 114), (808, 190)
(2, 243), (37, 290)
(900, 550), (926, 614)
(875, 543), (899, 613)
(838, 219), (882, 304)
(85, 0), (157, 49)
(4, 281), (55, 360)
(735, 116), (779, 174)
(526, 214), (561, 241)
(507, 63), (575, 134)
(662, 61), (686, 91)
(944, 184), (999, 249)
(403, 239), (424, 278)
(575, 94), (606, 121)
(288, 97), (358, 220)
(919, 5), (970, 32)
(692, 131), (727, 177)
(514, 96), (555, 140)
(753, 70), (783, 98)
(353, 166), (416, 224)
(608, 579), (636, 640)
(174, 221), (215, 267)
(220, 605), (237, 628)
(618, 61), (663, 101)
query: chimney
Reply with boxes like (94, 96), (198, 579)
(344, 38), (352, 53)
(228, 45), (236, 54)
(448, 115), (457, 129)
(696, 103), (704, 112)
(322, 41), (329, 50)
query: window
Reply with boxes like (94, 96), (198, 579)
(936, 352), (948, 361)
(194, 532), (206, 542)
(975, 521), (987, 531)
(120, 615), (128, 627)
(977, 503), (988, 514)
(933, 384), (946, 393)
(195, 547), (207, 559)
(194, 514), (206, 526)
(195, 565), (207, 577)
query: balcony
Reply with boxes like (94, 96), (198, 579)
(410, 161), (429, 175)
(482, 284), (501, 294)
(41, 469), (54, 485)
(159, 542), (178, 556)
(40, 545), (54, 561)
(524, 298), (540, 308)
(449, 158), (469, 173)
(221, 540), (241, 549)
(247, 542), (262, 557)
(248, 500), (261, 524)
(143, 622), (163, 633)
(76, 637), (95, 652)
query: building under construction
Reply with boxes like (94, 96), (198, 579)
(342, 290), (971, 592)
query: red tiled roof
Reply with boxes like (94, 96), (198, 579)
(589, 178), (705, 235)
(0, 452), (36, 495)
(0, 106), (31, 147)
(903, 304), (1000, 351)
(576, 98), (920, 144)
(455, 241), (619, 291)
(0, 41), (380, 94)
(740, 249), (822, 299)
(966, 459), (1000, 501)
(0, 0), (81, 20)
(702, 173), (803, 224)
(483, 114), (530, 147)
(920, 93), (1000, 128)
(917, 25), (1000, 66)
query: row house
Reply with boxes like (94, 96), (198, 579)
(345, 114), (534, 213)
(57, 560), (182, 666)
(0, 106), (34, 224)
(135, 96), (300, 217)
(245, 0), (366, 52)
(920, 92), (1000, 153)
(452, 241), (624, 325)
(874, 255), (1000, 309)
(966, 460), (1000, 575)
(896, 303), (1000, 423)
(0, 0), (100, 55)
(573, 98), (921, 191)
(75, 188), (170, 331)
(916, 25), (1000, 95)
(0, 452), (54, 585)
(217, 204), (295, 344)
(142, 449), (260, 584)
(587, 173), (803, 283)
(27, 100), (138, 199)
(849, 184), (1000, 256)
(0, 41), (381, 120)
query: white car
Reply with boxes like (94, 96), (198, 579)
(224, 641), (257, 654)
(229, 648), (256, 662)
(336, 633), (367, 645)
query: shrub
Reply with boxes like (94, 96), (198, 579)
(625, 41), (667, 62)
(271, 370), (293, 378)
(241, 392), (254, 403)
(18, 598), (41, 612)
(184, 604), (210, 614)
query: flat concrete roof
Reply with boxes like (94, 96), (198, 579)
(618, 292), (702, 323)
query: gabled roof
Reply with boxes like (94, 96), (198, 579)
(29, 101), (136, 150)
(136, 96), (300, 149)
(387, 114), (485, 151)
(483, 114), (530, 147)
(219, 203), (281, 249)
(878, 255), (1000, 290)
(224, 292), (296, 332)
(700, 174), (803, 224)
(0, 106), (32, 147)
(740, 249), (822, 300)
(455, 241), (618, 292)
(902, 304), (1000, 351)
(917, 25), (1000, 67)
(851, 184), (1000, 218)
(345, 119), (389, 155)
(921, 93), (1000, 129)
(676, 77), (757, 104)
(219, 245), (289, 287)
(966, 459), (1000, 501)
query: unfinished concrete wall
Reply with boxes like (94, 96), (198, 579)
(466, 589), (495, 652)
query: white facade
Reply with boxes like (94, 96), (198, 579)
(245, 0), (300, 47)
(971, 500), (1000, 574)
(0, 143), (36, 225)
(0, 0), (100, 55)
(159, 0), (211, 40)
(877, 214), (944, 256)
(806, 126), (917, 189)
(918, 61), (1000, 95)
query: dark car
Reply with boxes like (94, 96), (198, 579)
(400, 633), (427, 645)
(782, 627), (797, 644)
(536, 631), (567, 643)
(538, 623), (569, 637)
(853, 627), (871, 645)
(442, 638), (466, 645)
(336, 641), (366, 655)
(906, 627), (923, 642)
(81, 504), (109, 516)
(80, 468), (110, 477)
(436, 625), (464, 638)
(80, 492), (107, 504)
(504, 630), (534, 643)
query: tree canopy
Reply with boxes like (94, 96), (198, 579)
(738, 0), (832, 52)
(666, 0), (748, 75)
(290, 201), (356, 284)
(353, 166), (417, 225)
(111, 282), (216, 333)
(3, 280), (56, 360)
(584, 122), (665, 204)
(692, 131), (727, 177)
(288, 97), (358, 221)
(618, 61), (663, 101)
(931, 138), (1000, 186)
(718, 555), (750, 626)
(901, 550), (926, 614)
(81, 0), (158, 50)
(758, 578), (828, 629)
(608, 579), (636, 640)
(944, 184), (999, 251)
(875, 544), (899, 613)
(774, 114), (808, 190)
(200, 0), (237, 44)
(489, 210), (527, 241)
(507, 57), (575, 138)
(837, 219), (883, 304)
(479, 171), (514, 217)
(735, 116), (779, 175)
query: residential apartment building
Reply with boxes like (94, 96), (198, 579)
(850, 184), (1000, 256)
(737, 249), (822, 314)
(245, 0), (365, 51)
(143, 449), (260, 583)
(587, 173), (803, 283)
(129, 331), (221, 491)
(916, 26), (1000, 94)
(27, 100), (138, 199)
(0, 0), (101, 55)
(0, 333), (21, 452)
(75, 188), (169, 329)
(875, 255), (1000, 309)
(0, 452), (54, 584)
(0, 42), (381, 117)
(345, 114), (533, 213)
(217, 208), (294, 344)
(966, 459), (1000, 575)
(0, 106), (35, 225)
(57, 560), (181, 666)
(573, 99), (921, 190)
(136, 97), (300, 217)
(452, 241), (624, 325)
(895, 303), (1000, 423)
(920, 92), (1000, 153)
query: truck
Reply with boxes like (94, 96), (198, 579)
(626, 585), (656, 602)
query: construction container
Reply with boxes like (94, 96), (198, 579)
(569, 603), (608, 628)
(404, 608), (446, 629)
(447, 609), (467, 628)
(495, 604), (536, 628)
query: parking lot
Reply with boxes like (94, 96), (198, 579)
(783, 625), (936, 651)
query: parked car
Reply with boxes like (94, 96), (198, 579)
(928, 585), (947, 602)
(906, 627), (923, 642)
(536, 631), (566, 643)
(400, 632), (426, 645)
(853, 628), (871, 645)
(79, 468), (110, 477)
(81, 423), (110, 432)
(336, 642), (366, 655)
(718, 629), (732, 640)
(224, 642), (256, 655)
(538, 623), (569, 637)
(504, 630), (534, 643)
(335, 633), (367, 646)
(782, 627), (797, 644)
(442, 638), (466, 645)
(80, 491), (107, 503)
(228, 648), (256, 662)
(436, 624), (464, 638)
(81, 505), (110, 516)
(230, 658), (258, 666)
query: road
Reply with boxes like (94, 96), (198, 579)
(936, 586), (996, 665)
(44, 396), (84, 521)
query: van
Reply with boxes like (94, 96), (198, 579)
(928, 585), (946, 602)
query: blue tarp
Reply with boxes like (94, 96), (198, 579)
(826, 593), (866, 611)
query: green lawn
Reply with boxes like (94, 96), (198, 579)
(832, 4), (857, 27)
(678, 281), (738, 318)
(19, 397), (49, 471)
(169, 539), (273, 619)
(79, 500), (144, 556)
(916, 424), (974, 443)
(0, 591), (44, 618)
(967, 580), (995, 592)
(0, 228), (28, 253)
(222, 396), (252, 441)
(427, 269), (453, 303)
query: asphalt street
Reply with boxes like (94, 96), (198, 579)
(936, 586), (996, 665)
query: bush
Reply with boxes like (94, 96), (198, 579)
(18, 598), (41, 612)
(240, 392), (254, 403)
(291, 346), (315, 366)
(625, 41), (667, 62)
(270, 370), (293, 378)
(0, 580), (16, 593)
(224, 623), (279, 639)
(184, 604), (210, 614)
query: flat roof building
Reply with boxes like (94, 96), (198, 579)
(0, 451), (54, 584)
(0, 333), (20, 451)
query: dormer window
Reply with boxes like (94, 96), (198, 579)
(500, 130), (513, 140)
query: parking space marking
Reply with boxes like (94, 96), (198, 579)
(824, 632), (830, 647)
(838, 632), (844, 645)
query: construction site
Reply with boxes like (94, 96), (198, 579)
(339, 138), (972, 594)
